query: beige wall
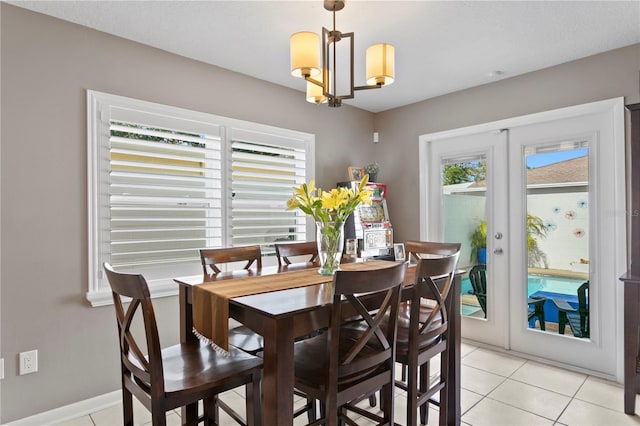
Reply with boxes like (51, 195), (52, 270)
(1, 2), (638, 422)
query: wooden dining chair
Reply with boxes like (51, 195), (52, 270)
(103, 263), (263, 426)
(292, 261), (407, 426)
(393, 241), (464, 382)
(200, 245), (262, 274)
(199, 246), (264, 355)
(275, 241), (318, 265)
(393, 243), (460, 426)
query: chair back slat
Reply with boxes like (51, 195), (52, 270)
(275, 241), (318, 265)
(330, 262), (407, 383)
(103, 262), (164, 397)
(200, 245), (262, 274)
(412, 253), (460, 349)
(405, 240), (461, 263)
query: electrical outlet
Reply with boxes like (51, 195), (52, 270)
(1, 358), (4, 379)
(19, 350), (38, 375)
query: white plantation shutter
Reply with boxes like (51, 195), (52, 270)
(108, 122), (222, 270)
(229, 129), (310, 254)
(87, 91), (314, 306)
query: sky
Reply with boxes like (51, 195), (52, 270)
(526, 148), (588, 168)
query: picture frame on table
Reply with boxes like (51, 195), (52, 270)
(393, 243), (406, 261)
(348, 166), (364, 182)
(345, 238), (357, 257)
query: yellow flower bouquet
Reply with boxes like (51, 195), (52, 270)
(287, 176), (372, 275)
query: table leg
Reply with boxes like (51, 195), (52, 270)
(447, 275), (461, 426)
(179, 286), (197, 343)
(624, 281), (640, 414)
(179, 286), (199, 424)
(262, 316), (295, 426)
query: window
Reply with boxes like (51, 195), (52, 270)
(229, 129), (312, 253)
(87, 91), (314, 306)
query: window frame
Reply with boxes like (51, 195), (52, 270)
(87, 90), (315, 306)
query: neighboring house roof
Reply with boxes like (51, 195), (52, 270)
(526, 156), (588, 185)
(443, 182), (477, 194)
(468, 155), (587, 188)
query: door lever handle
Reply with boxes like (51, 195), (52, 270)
(494, 248), (503, 255)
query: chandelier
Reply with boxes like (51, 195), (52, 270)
(290, 0), (395, 107)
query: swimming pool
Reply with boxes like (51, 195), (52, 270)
(461, 274), (585, 296)
(528, 274), (588, 295)
(461, 273), (587, 322)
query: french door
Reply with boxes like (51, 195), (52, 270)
(425, 131), (509, 347)
(419, 99), (625, 378)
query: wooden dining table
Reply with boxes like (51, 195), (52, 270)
(174, 260), (462, 426)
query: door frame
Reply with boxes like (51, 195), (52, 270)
(418, 97), (626, 381)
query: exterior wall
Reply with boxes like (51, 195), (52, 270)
(528, 191), (590, 271)
(443, 194), (485, 269)
(443, 189), (591, 271)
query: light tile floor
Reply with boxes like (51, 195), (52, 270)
(56, 341), (640, 426)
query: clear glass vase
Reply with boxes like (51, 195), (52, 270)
(316, 220), (345, 275)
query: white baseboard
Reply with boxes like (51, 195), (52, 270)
(4, 390), (120, 425)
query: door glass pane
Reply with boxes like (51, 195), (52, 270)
(524, 142), (590, 338)
(441, 155), (488, 318)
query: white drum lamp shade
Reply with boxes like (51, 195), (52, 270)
(290, 32), (321, 78)
(366, 43), (395, 86)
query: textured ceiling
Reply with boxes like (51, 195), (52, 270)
(9, 0), (640, 112)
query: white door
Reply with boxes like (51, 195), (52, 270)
(420, 99), (625, 378)
(507, 110), (623, 377)
(425, 131), (509, 348)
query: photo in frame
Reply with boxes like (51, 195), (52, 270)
(348, 166), (364, 182)
(393, 243), (406, 261)
(345, 238), (357, 257)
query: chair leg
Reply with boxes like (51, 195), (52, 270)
(407, 362), (419, 426)
(307, 398), (317, 423)
(580, 314), (588, 337)
(419, 363), (429, 425)
(204, 396), (219, 425)
(183, 401), (199, 425)
(368, 393), (377, 407)
(380, 382), (395, 425)
(151, 403), (167, 426)
(338, 406), (348, 426)
(438, 348), (450, 426)
(122, 387), (134, 426)
(558, 312), (568, 334)
(246, 373), (262, 426)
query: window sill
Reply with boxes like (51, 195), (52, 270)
(86, 281), (179, 307)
